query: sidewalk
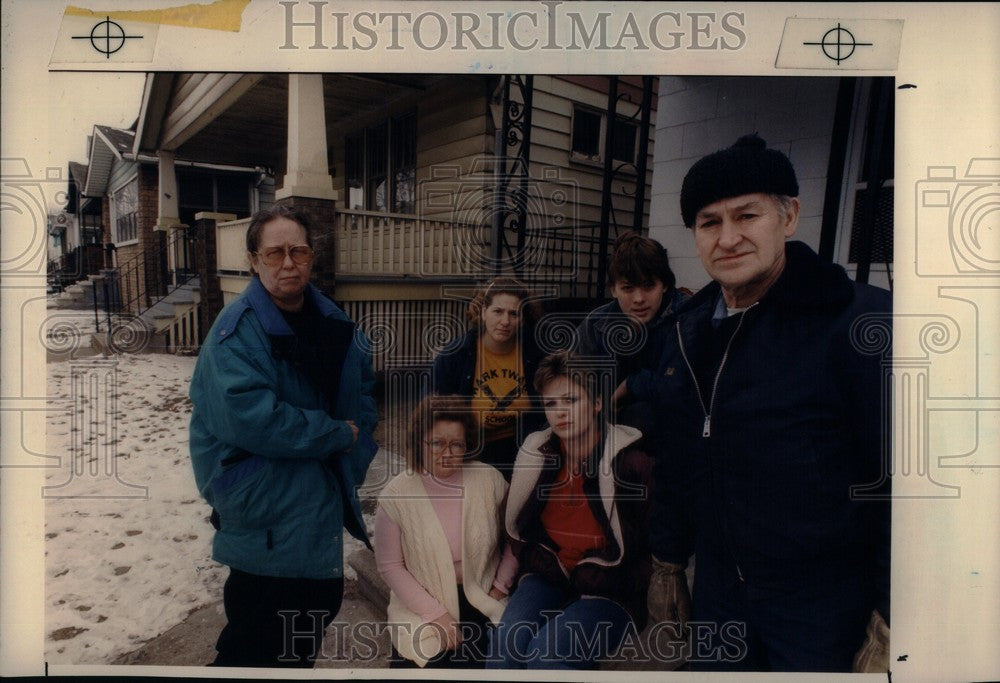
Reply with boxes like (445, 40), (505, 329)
(112, 573), (392, 668)
(111, 425), (402, 669)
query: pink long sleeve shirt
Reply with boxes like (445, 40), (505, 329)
(374, 468), (519, 622)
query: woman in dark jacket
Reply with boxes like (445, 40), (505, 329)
(430, 277), (545, 480)
(487, 352), (654, 670)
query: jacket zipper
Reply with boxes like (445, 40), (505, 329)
(676, 303), (755, 583)
(675, 304), (754, 438)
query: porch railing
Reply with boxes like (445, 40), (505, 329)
(113, 230), (198, 316)
(335, 209), (481, 277)
(47, 244), (105, 292)
(216, 211), (613, 299)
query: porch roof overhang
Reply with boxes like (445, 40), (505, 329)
(132, 73), (456, 171)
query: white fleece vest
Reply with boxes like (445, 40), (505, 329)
(378, 464), (508, 666)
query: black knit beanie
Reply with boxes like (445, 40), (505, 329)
(680, 134), (799, 227)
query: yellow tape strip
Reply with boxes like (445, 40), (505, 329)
(65, 0), (250, 32)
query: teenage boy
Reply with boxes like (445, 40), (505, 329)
(576, 232), (686, 432)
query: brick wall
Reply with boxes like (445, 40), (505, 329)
(101, 198), (112, 267)
(193, 214), (225, 343)
(646, 76), (839, 291)
(274, 196), (337, 298)
(111, 163), (166, 314)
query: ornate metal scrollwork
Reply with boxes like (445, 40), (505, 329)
(492, 75), (535, 274)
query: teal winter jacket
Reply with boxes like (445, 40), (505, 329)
(189, 276), (378, 579)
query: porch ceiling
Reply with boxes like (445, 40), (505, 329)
(169, 73), (449, 172)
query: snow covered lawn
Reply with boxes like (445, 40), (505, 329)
(44, 352), (380, 664)
(45, 353), (226, 664)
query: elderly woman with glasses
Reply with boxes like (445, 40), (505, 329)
(374, 394), (518, 668)
(189, 205), (378, 667)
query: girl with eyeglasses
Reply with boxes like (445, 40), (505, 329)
(374, 394), (518, 668)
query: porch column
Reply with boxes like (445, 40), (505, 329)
(155, 151), (189, 288)
(276, 73), (338, 295)
(277, 74), (338, 202)
(154, 150), (187, 231)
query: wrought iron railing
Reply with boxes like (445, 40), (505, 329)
(93, 229), (198, 334)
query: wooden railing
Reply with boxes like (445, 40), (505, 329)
(335, 209), (482, 277)
(164, 300), (201, 353)
(216, 211), (612, 299)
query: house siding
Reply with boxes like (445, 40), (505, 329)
(524, 75), (656, 231)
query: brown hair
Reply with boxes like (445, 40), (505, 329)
(245, 204), (316, 273)
(607, 231), (676, 291)
(466, 277), (543, 332)
(404, 395), (479, 471)
(533, 351), (600, 404)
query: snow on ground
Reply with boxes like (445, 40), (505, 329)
(45, 353), (222, 664)
(45, 352), (380, 664)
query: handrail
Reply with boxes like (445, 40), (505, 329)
(102, 228), (198, 323)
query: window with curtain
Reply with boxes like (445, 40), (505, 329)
(112, 177), (138, 243)
(345, 110), (417, 213)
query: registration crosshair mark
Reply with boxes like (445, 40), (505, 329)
(72, 17), (143, 59)
(803, 23), (873, 64)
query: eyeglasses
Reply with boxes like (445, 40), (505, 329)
(254, 245), (313, 266)
(424, 439), (468, 455)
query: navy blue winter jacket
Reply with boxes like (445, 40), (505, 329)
(628, 241), (891, 619)
(576, 288), (688, 435)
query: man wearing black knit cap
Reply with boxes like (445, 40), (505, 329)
(624, 134), (891, 672)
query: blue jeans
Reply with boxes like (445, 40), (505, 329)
(487, 574), (633, 670)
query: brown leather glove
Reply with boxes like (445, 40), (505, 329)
(647, 557), (692, 629)
(853, 609), (890, 673)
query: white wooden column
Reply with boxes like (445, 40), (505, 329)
(277, 74), (338, 201)
(154, 150), (186, 231)
(155, 150), (189, 281)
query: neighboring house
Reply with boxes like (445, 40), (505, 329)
(131, 72), (658, 366)
(55, 122), (273, 349)
(648, 76), (894, 292)
(47, 161), (103, 291)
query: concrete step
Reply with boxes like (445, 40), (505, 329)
(165, 292), (196, 306)
(148, 301), (180, 319)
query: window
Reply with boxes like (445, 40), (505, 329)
(176, 169), (253, 227)
(571, 106), (638, 165)
(112, 177), (138, 243)
(345, 110), (417, 213)
(571, 109), (602, 160)
(848, 84), (894, 266)
(835, 77), (895, 290)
